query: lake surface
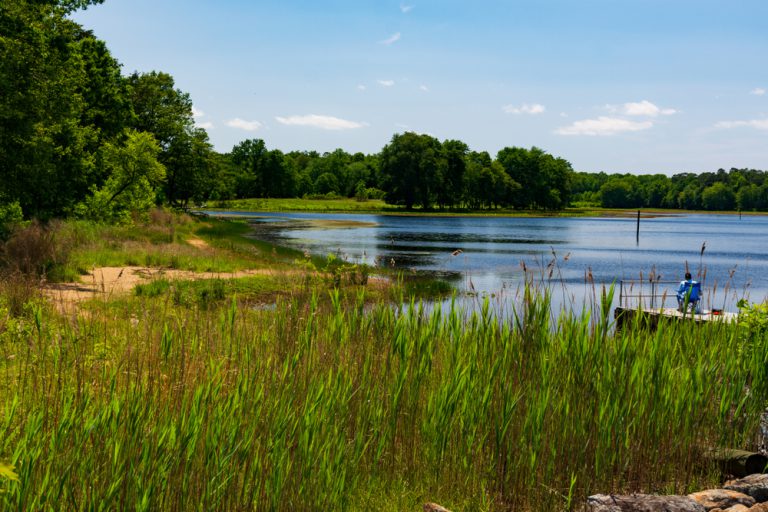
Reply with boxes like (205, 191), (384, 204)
(207, 211), (768, 313)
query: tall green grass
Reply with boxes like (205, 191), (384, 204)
(1, 286), (766, 510)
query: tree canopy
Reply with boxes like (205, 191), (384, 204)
(1, 0), (765, 235)
(0, 1), (217, 225)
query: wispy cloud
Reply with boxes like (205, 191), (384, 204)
(503, 103), (546, 115)
(380, 32), (401, 45)
(608, 100), (677, 117)
(275, 114), (367, 131)
(226, 118), (262, 131)
(357, 84), (367, 91)
(750, 88), (766, 96)
(555, 116), (653, 136)
(378, 79), (395, 87)
(400, 4), (414, 13)
(714, 119), (768, 130)
(192, 106), (212, 129)
(419, 84), (429, 92)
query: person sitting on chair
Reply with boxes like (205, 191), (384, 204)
(676, 272), (701, 313)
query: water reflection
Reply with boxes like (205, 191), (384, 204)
(205, 210), (768, 311)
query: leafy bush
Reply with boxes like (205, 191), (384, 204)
(0, 200), (23, 240)
(738, 299), (768, 343)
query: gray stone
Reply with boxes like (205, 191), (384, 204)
(585, 494), (706, 512)
(725, 474), (768, 503)
(688, 490), (755, 511)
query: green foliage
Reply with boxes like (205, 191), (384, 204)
(3, 0), (765, 224)
(74, 131), (165, 223)
(231, 139), (296, 198)
(322, 253), (370, 287)
(1, 287), (765, 510)
(738, 299), (768, 343)
(0, 6), (215, 222)
(379, 132), (442, 209)
(0, 1), (100, 218)
(315, 172), (340, 195)
(573, 168), (768, 211)
(125, 71), (217, 207)
(0, 201), (23, 240)
(496, 146), (572, 210)
(599, 176), (641, 208)
(133, 278), (171, 298)
(701, 182), (736, 211)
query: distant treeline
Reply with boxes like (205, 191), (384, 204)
(572, 169), (768, 211)
(1, 0), (766, 233)
(220, 137), (572, 211)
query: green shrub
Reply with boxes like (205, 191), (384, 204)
(0, 200), (23, 240)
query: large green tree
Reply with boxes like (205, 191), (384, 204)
(163, 128), (217, 207)
(379, 132), (441, 209)
(1, 1), (99, 218)
(436, 140), (468, 209)
(496, 147), (572, 210)
(125, 71), (216, 206)
(230, 139), (295, 198)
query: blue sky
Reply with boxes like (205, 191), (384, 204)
(74, 0), (767, 174)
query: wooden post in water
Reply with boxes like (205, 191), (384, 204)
(636, 210), (640, 245)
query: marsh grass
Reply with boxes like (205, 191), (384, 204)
(57, 215), (287, 277)
(1, 277), (766, 511)
(1, 212), (766, 510)
(209, 197), (394, 213)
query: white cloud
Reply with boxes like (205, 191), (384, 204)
(380, 32), (401, 45)
(193, 107), (212, 129)
(275, 114), (367, 131)
(400, 4), (414, 13)
(226, 118), (262, 131)
(555, 116), (653, 136)
(419, 84), (429, 92)
(357, 84), (367, 91)
(714, 119), (768, 130)
(378, 79), (395, 87)
(502, 103), (546, 115)
(751, 88), (766, 96)
(608, 100), (677, 117)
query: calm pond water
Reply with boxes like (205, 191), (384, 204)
(206, 211), (768, 313)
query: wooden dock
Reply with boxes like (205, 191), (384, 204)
(614, 306), (738, 330)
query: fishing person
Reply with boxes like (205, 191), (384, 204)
(676, 272), (701, 313)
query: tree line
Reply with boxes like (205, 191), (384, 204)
(572, 169), (768, 211)
(1, 0), (766, 234)
(223, 135), (573, 211)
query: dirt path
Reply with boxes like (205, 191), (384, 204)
(185, 236), (211, 250)
(43, 265), (294, 311)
